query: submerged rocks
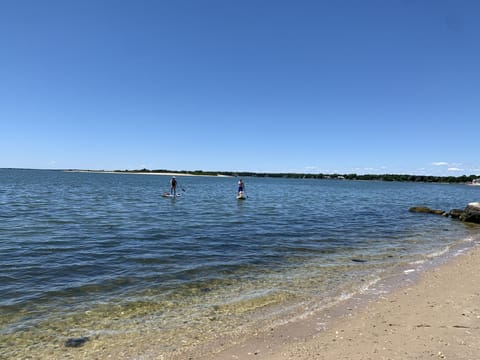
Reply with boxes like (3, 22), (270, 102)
(410, 202), (480, 224)
(64, 337), (89, 348)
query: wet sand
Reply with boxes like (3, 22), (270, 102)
(206, 246), (480, 360)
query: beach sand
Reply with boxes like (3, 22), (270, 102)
(204, 246), (480, 360)
(22, 245), (480, 360)
(65, 170), (232, 177)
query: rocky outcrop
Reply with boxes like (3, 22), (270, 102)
(410, 202), (480, 224)
(459, 202), (480, 224)
(409, 206), (446, 216)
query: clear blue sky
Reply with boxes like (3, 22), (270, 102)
(1, 0), (479, 175)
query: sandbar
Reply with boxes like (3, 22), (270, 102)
(65, 170), (231, 177)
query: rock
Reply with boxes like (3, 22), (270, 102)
(409, 206), (446, 216)
(449, 209), (464, 219)
(64, 337), (89, 348)
(459, 202), (480, 224)
(411, 203), (480, 223)
(409, 206), (431, 213)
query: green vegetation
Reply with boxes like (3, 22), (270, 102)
(118, 169), (479, 184)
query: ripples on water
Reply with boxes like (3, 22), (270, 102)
(1, 169), (479, 358)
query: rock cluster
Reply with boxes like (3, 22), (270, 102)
(459, 202), (480, 224)
(409, 202), (480, 224)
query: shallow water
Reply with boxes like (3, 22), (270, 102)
(1, 169), (479, 358)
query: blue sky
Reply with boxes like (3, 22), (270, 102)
(1, 0), (479, 175)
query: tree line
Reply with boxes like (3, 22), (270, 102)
(118, 169), (478, 184)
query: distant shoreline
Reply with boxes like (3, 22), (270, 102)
(61, 169), (478, 184)
(64, 169), (228, 177)
(1, 168), (478, 183)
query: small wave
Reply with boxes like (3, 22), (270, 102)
(360, 276), (382, 291)
(409, 259), (426, 265)
(425, 246), (451, 259)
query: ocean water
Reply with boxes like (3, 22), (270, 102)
(1, 169), (479, 358)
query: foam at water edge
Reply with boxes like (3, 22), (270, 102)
(425, 245), (451, 259)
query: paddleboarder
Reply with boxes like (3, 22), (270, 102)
(170, 176), (177, 196)
(237, 179), (245, 197)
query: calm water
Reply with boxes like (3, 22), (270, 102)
(1, 169), (479, 358)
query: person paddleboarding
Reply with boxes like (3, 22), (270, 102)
(237, 179), (246, 199)
(170, 176), (177, 196)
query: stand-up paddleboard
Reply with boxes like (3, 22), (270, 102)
(237, 191), (246, 200)
(162, 192), (181, 198)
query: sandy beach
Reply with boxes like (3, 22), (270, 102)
(204, 246), (480, 360)
(65, 170), (232, 177)
(32, 244), (480, 360)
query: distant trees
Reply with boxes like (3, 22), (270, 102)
(121, 168), (478, 184)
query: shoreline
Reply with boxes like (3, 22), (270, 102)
(48, 169), (480, 184)
(64, 170), (232, 177)
(25, 239), (480, 360)
(203, 244), (480, 360)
